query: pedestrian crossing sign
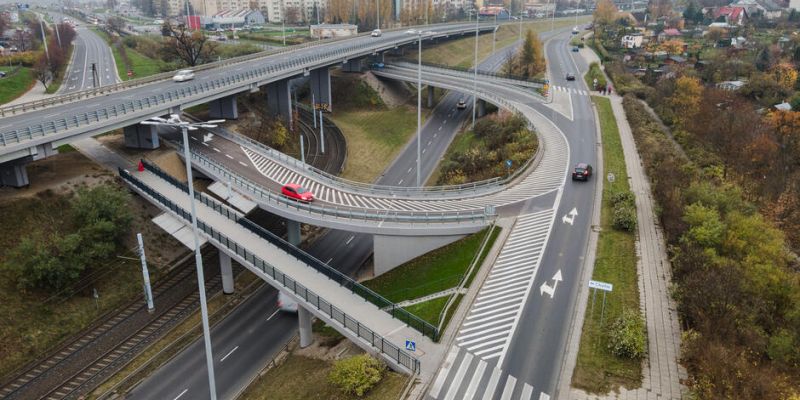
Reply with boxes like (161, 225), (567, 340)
(405, 340), (416, 351)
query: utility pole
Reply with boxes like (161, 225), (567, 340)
(39, 18), (50, 62)
(377, 0), (380, 29)
(472, 11), (478, 130)
(137, 233), (155, 312)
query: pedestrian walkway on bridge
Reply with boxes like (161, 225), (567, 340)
(119, 163), (450, 376)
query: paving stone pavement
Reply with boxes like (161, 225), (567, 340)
(564, 94), (687, 400)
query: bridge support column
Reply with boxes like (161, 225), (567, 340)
(0, 159), (30, 187)
(477, 99), (486, 118)
(123, 124), (160, 149)
(342, 58), (364, 73)
(310, 66), (332, 112)
(373, 234), (465, 276)
(286, 219), (301, 246)
(220, 252), (234, 294)
(266, 79), (292, 125)
(298, 305), (314, 348)
(209, 95), (238, 120)
(427, 86), (435, 108)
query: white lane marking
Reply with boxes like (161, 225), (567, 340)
(225, 154), (234, 159)
(267, 309), (280, 321)
(173, 388), (188, 400)
(539, 393), (551, 400)
(191, 136), (198, 140)
(407, 167), (413, 173)
(398, 179), (404, 185)
(433, 133), (437, 138)
(500, 375), (517, 400)
(345, 235), (354, 245)
(220, 345), (239, 362)
(202, 142), (209, 146)
(239, 161), (248, 167)
(326, 258), (333, 264)
(439, 126), (443, 131)
(422, 148), (426, 154)
(427, 140), (431, 146)
(213, 148), (221, 152)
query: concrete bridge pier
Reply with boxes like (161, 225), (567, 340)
(209, 95), (238, 120)
(266, 79), (293, 126)
(310, 66), (332, 112)
(298, 305), (314, 348)
(286, 219), (301, 246)
(220, 252), (234, 294)
(477, 99), (486, 117)
(342, 58), (364, 73)
(123, 124), (160, 149)
(0, 159), (30, 187)
(373, 234), (465, 276)
(427, 86), (435, 108)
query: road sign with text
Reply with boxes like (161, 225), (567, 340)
(588, 280), (613, 292)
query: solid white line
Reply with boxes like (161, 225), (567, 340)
(267, 309), (280, 321)
(173, 388), (188, 400)
(220, 345), (239, 362)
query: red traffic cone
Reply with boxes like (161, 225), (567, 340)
(137, 160), (145, 172)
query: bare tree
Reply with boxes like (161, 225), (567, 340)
(106, 16), (126, 34)
(285, 6), (302, 24)
(0, 14), (9, 35)
(13, 29), (33, 52)
(163, 23), (217, 66)
(33, 54), (51, 91)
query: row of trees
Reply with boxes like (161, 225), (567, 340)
(624, 94), (800, 399)
(3, 185), (133, 291)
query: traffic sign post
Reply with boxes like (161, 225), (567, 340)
(405, 340), (416, 352)
(588, 280), (613, 325)
(506, 159), (512, 176)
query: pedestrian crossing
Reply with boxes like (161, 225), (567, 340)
(551, 86), (588, 96)
(428, 345), (551, 400)
(455, 209), (555, 362)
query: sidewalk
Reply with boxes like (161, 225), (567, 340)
(566, 94), (687, 400)
(3, 80), (53, 107)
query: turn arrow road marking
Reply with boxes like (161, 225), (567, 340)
(561, 207), (578, 225)
(539, 270), (563, 299)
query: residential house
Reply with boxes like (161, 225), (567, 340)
(664, 55), (687, 65)
(717, 80), (747, 90)
(621, 33), (644, 48)
(658, 28), (682, 41)
(208, 9), (265, 29)
(711, 6), (749, 26)
(733, 0), (781, 19)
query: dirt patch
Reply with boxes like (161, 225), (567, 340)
(295, 334), (362, 361)
(95, 131), (181, 168)
(362, 71), (414, 108)
(0, 152), (111, 202)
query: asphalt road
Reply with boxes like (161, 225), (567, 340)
(500, 33), (598, 397)
(128, 26), (572, 400)
(47, 11), (118, 92)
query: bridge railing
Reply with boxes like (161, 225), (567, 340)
(180, 144), (493, 222)
(391, 59), (547, 87)
(0, 23), (496, 150)
(120, 165), (432, 368)
(0, 22), (496, 118)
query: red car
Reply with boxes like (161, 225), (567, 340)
(281, 183), (314, 202)
(571, 163), (593, 181)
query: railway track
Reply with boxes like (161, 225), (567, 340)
(0, 247), (223, 400)
(296, 107), (346, 175)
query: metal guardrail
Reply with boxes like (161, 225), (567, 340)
(139, 159), (439, 341)
(393, 59), (547, 87)
(180, 144), (493, 223)
(0, 22), (496, 118)
(120, 167), (424, 372)
(0, 23), (496, 152)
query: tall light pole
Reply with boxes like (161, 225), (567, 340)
(281, 0), (286, 46)
(416, 30), (422, 186)
(141, 115), (225, 400)
(39, 17), (50, 62)
(518, 12), (523, 42)
(472, 10), (478, 130)
(377, 0), (380, 29)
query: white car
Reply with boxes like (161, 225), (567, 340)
(277, 291), (298, 312)
(371, 29), (382, 37)
(172, 69), (195, 82)
(405, 29), (416, 34)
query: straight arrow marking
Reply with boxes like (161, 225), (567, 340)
(539, 269), (563, 299)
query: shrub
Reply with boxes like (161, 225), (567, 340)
(612, 203), (637, 232)
(328, 354), (386, 397)
(608, 309), (647, 359)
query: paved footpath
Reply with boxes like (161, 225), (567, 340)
(562, 92), (688, 399)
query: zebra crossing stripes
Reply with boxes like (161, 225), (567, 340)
(551, 85), (588, 96)
(456, 209), (556, 362)
(428, 345), (550, 400)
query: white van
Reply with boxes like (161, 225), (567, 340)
(277, 291), (298, 312)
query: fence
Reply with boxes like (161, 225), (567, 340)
(136, 160), (439, 342)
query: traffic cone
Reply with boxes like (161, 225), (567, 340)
(138, 160), (145, 172)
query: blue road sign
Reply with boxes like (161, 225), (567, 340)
(506, 159), (512, 168)
(405, 340), (416, 351)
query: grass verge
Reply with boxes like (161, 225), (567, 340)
(0, 67), (35, 105)
(584, 62), (607, 91)
(571, 96), (641, 393)
(419, 18), (589, 68)
(362, 226), (500, 303)
(238, 354), (407, 400)
(92, 27), (163, 80)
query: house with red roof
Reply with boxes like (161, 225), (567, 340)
(711, 6), (749, 26)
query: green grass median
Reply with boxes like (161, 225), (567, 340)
(0, 68), (35, 105)
(571, 96), (641, 393)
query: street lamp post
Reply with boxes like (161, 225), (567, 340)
(472, 10), (478, 130)
(416, 31), (422, 186)
(141, 115), (225, 400)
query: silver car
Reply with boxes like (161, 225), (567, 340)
(172, 69), (195, 82)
